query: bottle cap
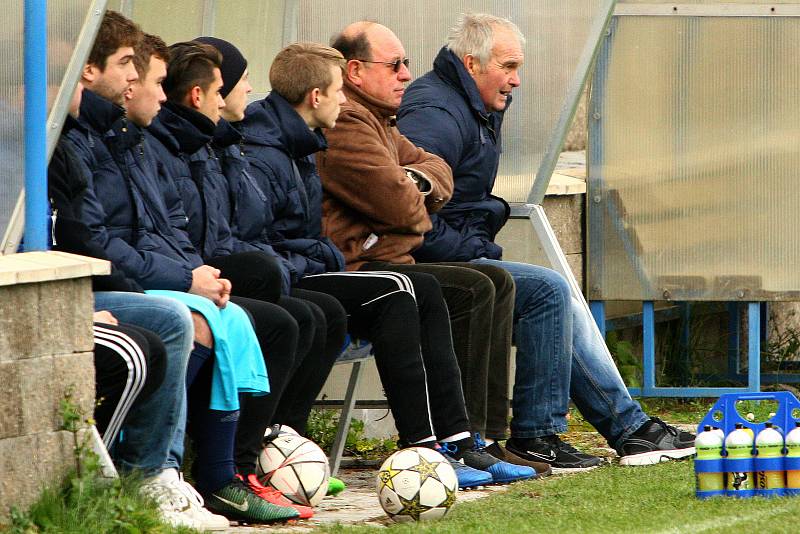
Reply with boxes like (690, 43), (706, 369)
(703, 425), (712, 431)
(735, 423), (744, 429)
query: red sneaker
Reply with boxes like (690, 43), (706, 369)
(240, 474), (314, 519)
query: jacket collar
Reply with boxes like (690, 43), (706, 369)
(78, 89), (126, 135)
(149, 101), (215, 155)
(432, 46), (509, 122)
(342, 79), (398, 122)
(243, 91), (327, 159)
(212, 118), (243, 149)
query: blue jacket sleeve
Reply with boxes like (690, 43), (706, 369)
(397, 106), (464, 172)
(81, 172), (194, 291)
(413, 213), (502, 263)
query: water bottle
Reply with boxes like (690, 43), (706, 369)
(754, 422), (784, 497)
(695, 425), (725, 499)
(725, 423), (755, 497)
(785, 422), (800, 496)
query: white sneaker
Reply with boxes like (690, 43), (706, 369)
(141, 468), (229, 531)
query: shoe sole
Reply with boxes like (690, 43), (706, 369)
(619, 447), (696, 466)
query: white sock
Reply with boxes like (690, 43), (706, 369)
(411, 435), (437, 445)
(483, 437), (495, 445)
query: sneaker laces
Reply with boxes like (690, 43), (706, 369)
(174, 472), (205, 508)
(547, 435), (582, 454)
(647, 417), (678, 437)
(473, 433), (488, 451)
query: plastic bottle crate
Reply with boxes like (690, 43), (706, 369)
(696, 392), (800, 498)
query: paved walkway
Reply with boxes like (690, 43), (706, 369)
(222, 466), (510, 532)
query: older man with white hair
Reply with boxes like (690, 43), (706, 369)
(397, 13), (695, 470)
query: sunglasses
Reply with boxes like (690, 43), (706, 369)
(356, 57), (410, 73)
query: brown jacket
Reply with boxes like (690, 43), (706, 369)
(318, 82), (453, 270)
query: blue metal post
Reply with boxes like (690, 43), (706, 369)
(23, 0), (48, 251)
(590, 301), (606, 338)
(748, 302), (761, 392)
(642, 301), (656, 394)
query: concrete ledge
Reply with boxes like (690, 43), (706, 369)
(0, 251), (109, 287)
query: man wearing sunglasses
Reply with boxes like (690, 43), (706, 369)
(318, 21), (548, 480)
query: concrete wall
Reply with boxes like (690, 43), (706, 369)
(0, 252), (106, 520)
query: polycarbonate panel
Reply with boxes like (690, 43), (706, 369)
(213, 0), (286, 95)
(295, 0), (607, 203)
(0, 1), (92, 247)
(128, 0), (206, 45)
(588, 15), (800, 301)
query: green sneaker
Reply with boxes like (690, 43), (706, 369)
(205, 477), (299, 523)
(327, 476), (345, 496)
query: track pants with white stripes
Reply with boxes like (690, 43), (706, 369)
(296, 270), (470, 444)
(93, 322), (166, 450)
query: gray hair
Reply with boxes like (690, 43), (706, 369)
(446, 13), (525, 69)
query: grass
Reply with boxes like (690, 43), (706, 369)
(4, 471), (197, 534)
(321, 461), (800, 534)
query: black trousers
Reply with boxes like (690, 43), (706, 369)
(207, 252), (343, 473)
(93, 322), (166, 449)
(362, 261), (514, 439)
(296, 270), (470, 444)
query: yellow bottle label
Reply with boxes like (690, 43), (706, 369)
(756, 471), (785, 490)
(786, 470), (800, 489)
(696, 472), (725, 492)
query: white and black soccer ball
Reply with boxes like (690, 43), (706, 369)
(256, 431), (330, 507)
(376, 447), (458, 522)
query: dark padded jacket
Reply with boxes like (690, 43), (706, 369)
(397, 46), (510, 262)
(147, 101), (234, 261)
(49, 116), (143, 293)
(67, 89), (199, 291)
(236, 92), (345, 282)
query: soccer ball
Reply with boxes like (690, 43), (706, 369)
(256, 431), (330, 507)
(376, 447), (458, 522)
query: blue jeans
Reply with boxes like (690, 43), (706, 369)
(471, 259), (649, 448)
(94, 292), (193, 474)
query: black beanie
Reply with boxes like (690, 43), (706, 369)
(194, 36), (247, 98)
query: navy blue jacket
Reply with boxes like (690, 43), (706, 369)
(236, 92), (345, 281)
(212, 119), (292, 292)
(49, 116), (143, 293)
(397, 47), (510, 262)
(147, 101), (234, 261)
(67, 90), (199, 291)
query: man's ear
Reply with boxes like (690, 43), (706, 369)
(188, 85), (203, 110)
(308, 87), (321, 108)
(345, 59), (362, 86)
(463, 54), (480, 76)
(82, 63), (98, 84)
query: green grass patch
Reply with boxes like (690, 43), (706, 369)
(4, 470), (196, 534)
(321, 461), (800, 534)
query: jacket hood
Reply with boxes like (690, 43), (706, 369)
(342, 79), (398, 119)
(240, 91), (326, 159)
(212, 118), (243, 149)
(148, 101), (215, 155)
(78, 89), (126, 135)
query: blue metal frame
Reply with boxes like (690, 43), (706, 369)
(23, 0), (48, 251)
(591, 300), (763, 397)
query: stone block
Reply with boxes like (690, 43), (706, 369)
(0, 361), (24, 439)
(0, 431), (75, 520)
(39, 279), (94, 355)
(0, 283), (41, 361)
(53, 351), (96, 424)
(542, 194), (584, 255)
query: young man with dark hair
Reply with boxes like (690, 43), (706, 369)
(232, 40), (536, 489)
(139, 40), (328, 520)
(68, 12), (297, 527)
(56, 12), (232, 531)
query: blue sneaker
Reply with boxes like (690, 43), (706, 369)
(436, 443), (493, 489)
(458, 435), (537, 484)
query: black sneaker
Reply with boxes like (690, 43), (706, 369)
(617, 418), (696, 466)
(506, 435), (605, 472)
